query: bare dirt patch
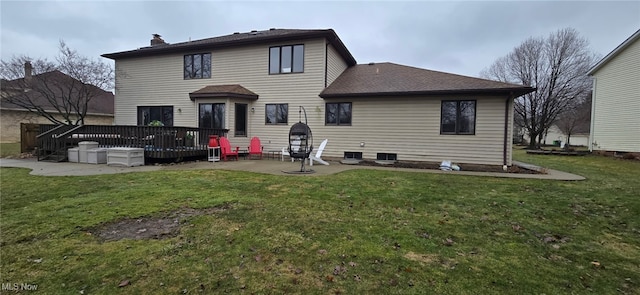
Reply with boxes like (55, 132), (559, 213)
(404, 251), (439, 264)
(89, 205), (230, 242)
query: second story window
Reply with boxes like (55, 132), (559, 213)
(269, 45), (304, 74)
(184, 53), (211, 79)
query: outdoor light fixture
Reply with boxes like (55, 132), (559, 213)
(251, 107), (255, 113)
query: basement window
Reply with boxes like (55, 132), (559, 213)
(343, 152), (363, 160)
(376, 153), (397, 161)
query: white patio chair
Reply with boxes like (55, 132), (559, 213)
(281, 139), (301, 162)
(281, 146), (293, 162)
(309, 139), (329, 166)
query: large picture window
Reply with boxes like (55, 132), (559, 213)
(199, 103), (225, 129)
(325, 102), (352, 125)
(184, 53), (211, 79)
(138, 106), (173, 126)
(265, 104), (288, 124)
(269, 45), (304, 74)
(440, 100), (476, 135)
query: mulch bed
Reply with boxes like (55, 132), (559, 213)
(354, 160), (542, 174)
(526, 150), (589, 156)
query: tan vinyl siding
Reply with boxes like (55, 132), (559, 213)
(326, 44), (348, 86)
(591, 38), (640, 152)
(114, 38), (328, 148)
(112, 37), (514, 165)
(317, 96), (512, 166)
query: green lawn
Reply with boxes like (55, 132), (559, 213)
(1, 151), (638, 294)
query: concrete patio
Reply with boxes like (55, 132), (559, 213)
(0, 157), (585, 180)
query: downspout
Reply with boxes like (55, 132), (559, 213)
(503, 93), (513, 171)
(588, 78), (596, 152)
(324, 42), (329, 87)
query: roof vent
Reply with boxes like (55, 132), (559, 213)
(269, 28), (276, 31)
(233, 32), (240, 35)
(368, 62), (375, 65)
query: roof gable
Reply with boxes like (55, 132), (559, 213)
(588, 29), (640, 75)
(320, 62), (535, 98)
(102, 28), (357, 66)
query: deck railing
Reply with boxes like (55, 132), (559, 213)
(37, 124), (228, 162)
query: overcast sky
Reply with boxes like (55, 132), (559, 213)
(1, 1), (639, 78)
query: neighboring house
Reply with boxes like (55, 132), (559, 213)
(522, 110), (591, 147)
(102, 29), (534, 166)
(530, 125), (590, 147)
(587, 29), (640, 153)
(0, 65), (114, 143)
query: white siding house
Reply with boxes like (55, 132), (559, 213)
(540, 125), (590, 147)
(587, 29), (640, 153)
(103, 29), (534, 166)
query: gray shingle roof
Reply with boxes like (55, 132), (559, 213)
(1, 70), (114, 115)
(320, 62), (535, 98)
(102, 28), (357, 66)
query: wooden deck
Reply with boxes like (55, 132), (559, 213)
(37, 124), (228, 162)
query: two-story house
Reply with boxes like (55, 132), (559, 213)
(102, 29), (534, 167)
(587, 29), (640, 154)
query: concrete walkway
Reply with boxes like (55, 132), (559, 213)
(0, 158), (585, 180)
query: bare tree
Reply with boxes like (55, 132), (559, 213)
(0, 41), (114, 125)
(556, 92), (591, 149)
(481, 28), (598, 149)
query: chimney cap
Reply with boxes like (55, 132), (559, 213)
(24, 61), (33, 79)
(150, 34), (167, 46)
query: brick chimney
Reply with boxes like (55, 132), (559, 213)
(151, 34), (166, 46)
(24, 61), (33, 81)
